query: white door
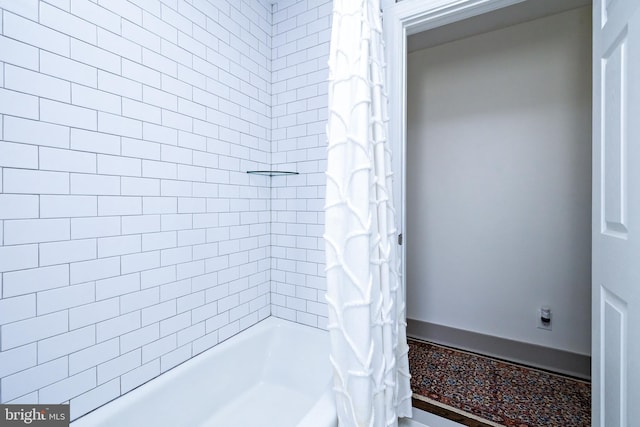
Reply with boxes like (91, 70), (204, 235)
(592, 0), (640, 425)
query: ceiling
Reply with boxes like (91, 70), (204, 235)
(408, 0), (592, 52)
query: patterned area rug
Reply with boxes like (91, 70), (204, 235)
(408, 339), (591, 427)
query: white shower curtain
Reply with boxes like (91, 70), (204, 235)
(324, 0), (412, 426)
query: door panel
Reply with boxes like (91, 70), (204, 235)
(593, 0), (639, 425)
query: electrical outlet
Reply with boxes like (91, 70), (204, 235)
(536, 308), (552, 331)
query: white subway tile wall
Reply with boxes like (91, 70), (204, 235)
(0, 0), (276, 419)
(270, 0), (330, 329)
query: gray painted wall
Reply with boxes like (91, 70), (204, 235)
(406, 7), (592, 355)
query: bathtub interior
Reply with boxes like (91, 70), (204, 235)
(71, 318), (332, 427)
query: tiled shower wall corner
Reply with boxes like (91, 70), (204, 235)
(270, 0), (331, 329)
(0, 0), (274, 419)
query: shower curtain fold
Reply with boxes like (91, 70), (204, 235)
(324, 0), (412, 426)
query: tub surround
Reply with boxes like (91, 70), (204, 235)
(0, 0), (274, 417)
(71, 317), (335, 426)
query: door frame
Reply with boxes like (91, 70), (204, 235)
(383, 0), (529, 315)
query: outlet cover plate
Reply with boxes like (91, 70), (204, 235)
(536, 308), (552, 331)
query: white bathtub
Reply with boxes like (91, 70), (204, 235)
(72, 317), (337, 427)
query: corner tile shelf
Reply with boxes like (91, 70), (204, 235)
(246, 170), (299, 176)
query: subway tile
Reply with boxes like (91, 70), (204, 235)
(98, 70), (143, 100)
(0, 88), (39, 120)
(40, 2), (97, 43)
(160, 278), (191, 301)
(0, 294), (36, 325)
(3, 169), (69, 195)
(0, 35), (38, 71)
(70, 379), (120, 420)
(142, 231), (177, 251)
(143, 122), (178, 145)
(192, 330), (218, 355)
(142, 85), (178, 111)
(72, 84), (122, 115)
(160, 3), (192, 35)
(1, 311), (68, 350)
(39, 368), (97, 404)
(142, 160), (177, 179)
(4, 219), (70, 245)
(0, 344), (37, 378)
(177, 260), (204, 280)
(0, 0), (38, 19)
(41, 99), (98, 131)
(160, 344), (190, 372)
(4, 64), (70, 102)
(69, 298), (119, 330)
(140, 265), (176, 289)
(121, 359), (159, 394)
(97, 28), (142, 62)
(161, 41), (191, 70)
(120, 287), (159, 314)
(98, 235), (142, 258)
(142, 300), (176, 326)
(161, 213), (192, 231)
(41, 51), (97, 88)
(122, 138), (161, 161)
(96, 273), (140, 301)
(98, 154), (142, 177)
(71, 217), (121, 239)
(71, 173), (121, 196)
(4, 11), (70, 56)
(0, 195), (38, 220)
(142, 11), (177, 43)
(40, 147), (97, 174)
(98, 0), (142, 24)
(159, 312), (190, 337)
(0, 357), (68, 402)
(121, 177), (161, 196)
(0, 244), (38, 273)
(122, 59), (160, 88)
(0, 141), (38, 169)
(70, 0), (121, 34)
(3, 265), (69, 297)
(160, 180), (192, 197)
(177, 291), (205, 313)
(141, 334), (175, 363)
(37, 282), (95, 315)
(176, 322), (204, 346)
(3, 116), (69, 149)
(0, 0), (322, 415)
(160, 74), (191, 99)
(121, 214), (161, 234)
(98, 112), (143, 139)
(123, 20), (161, 51)
(97, 312), (141, 343)
(161, 109), (192, 133)
(98, 196), (142, 216)
(160, 246), (191, 266)
(142, 48), (178, 77)
(177, 229), (205, 247)
(40, 238), (97, 266)
(121, 251), (160, 274)
(70, 257), (121, 285)
(40, 195), (97, 218)
(38, 326), (95, 363)
(143, 196), (178, 214)
(69, 339), (119, 376)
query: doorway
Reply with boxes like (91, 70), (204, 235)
(404, 4), (592, 375)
